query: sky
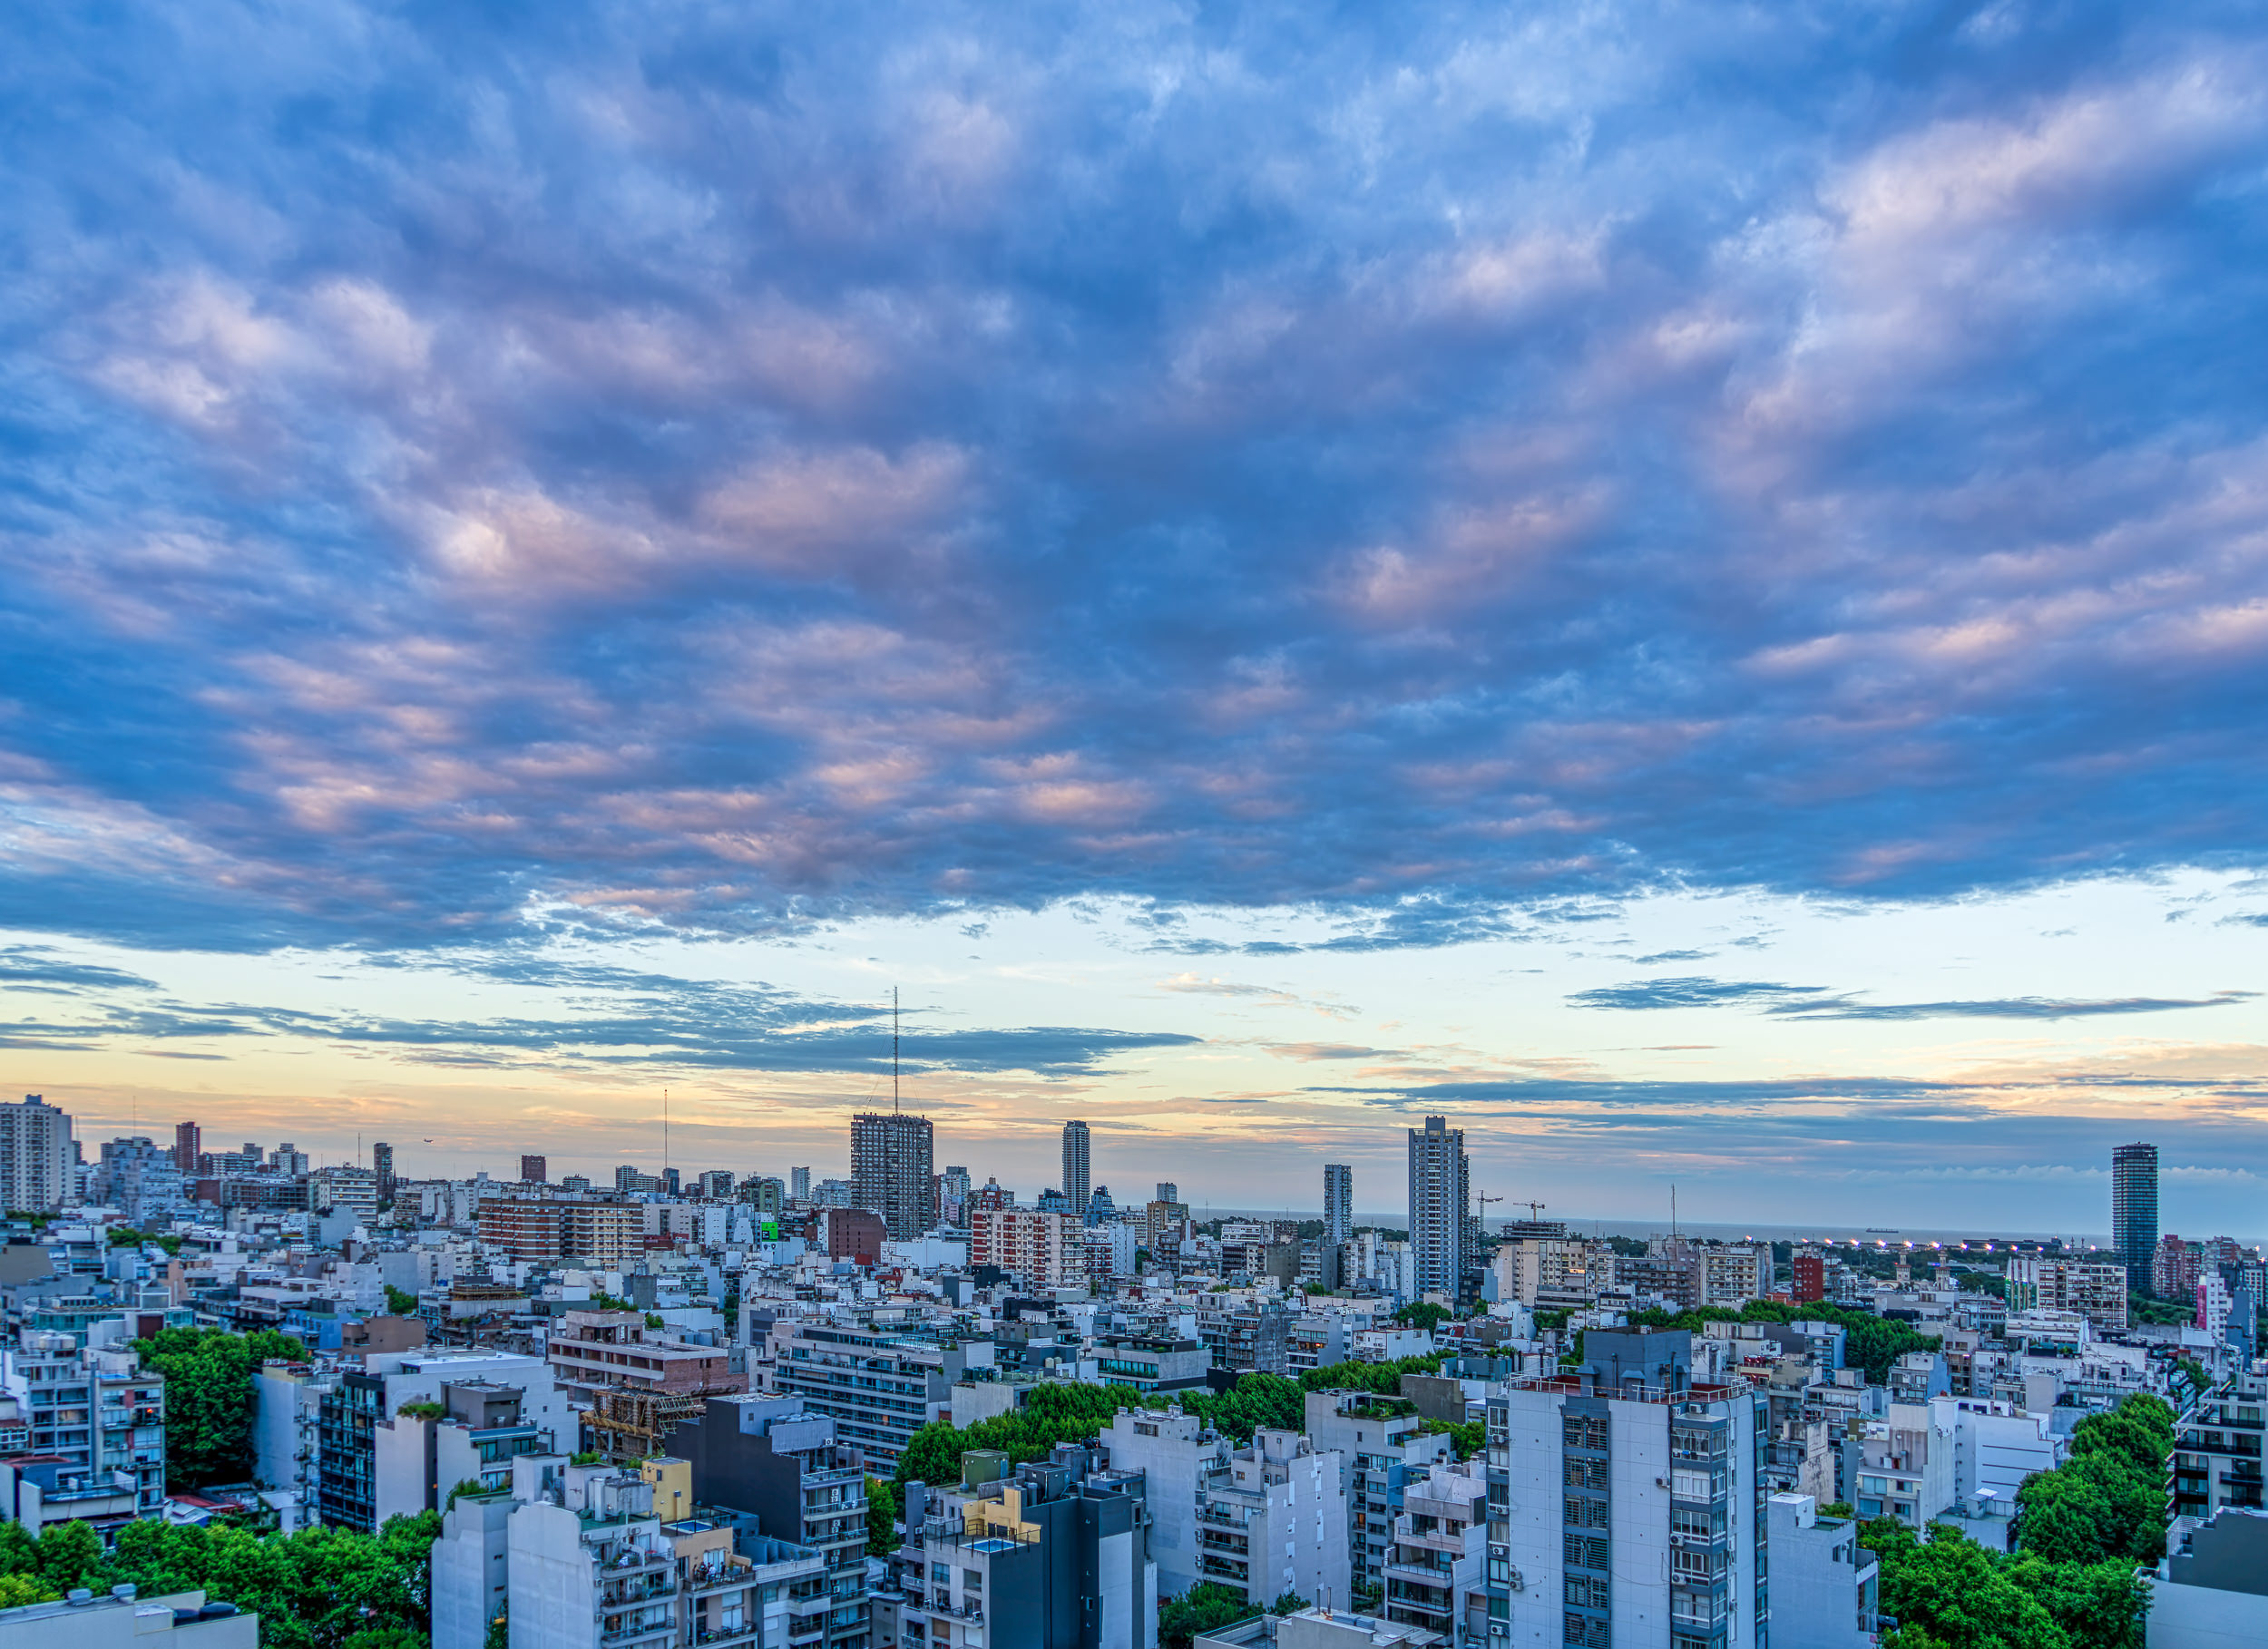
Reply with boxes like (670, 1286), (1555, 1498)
(4, 1), (2267, 1237)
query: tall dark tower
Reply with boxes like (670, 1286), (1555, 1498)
(2113, 1142), (2158, 1294)
(1061, 1119), (1091, 1218)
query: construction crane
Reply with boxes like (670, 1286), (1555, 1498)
(1513, 1201), (1548, 1222)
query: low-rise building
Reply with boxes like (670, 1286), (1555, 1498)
(1765, 1494), (1880, 1649)
(890, 1445), (1155, 1649)
(1381, 1461), (1485, 1643)
(2171, 1366), (2265, 1520)
(2149, 1506), (2268, 1649)
(0, 1586), (256, 1648)
(1196, 1428), (1349, 1609)
(0, 1333), (165, 1533)
(668, 1394), (870, 1649)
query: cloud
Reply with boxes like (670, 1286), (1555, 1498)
(0, 961), (1198, 1078)
(1, 4), (2266, 951)
(1568, 977), (1833, 1011)
(1569, 975), (2256, 1020)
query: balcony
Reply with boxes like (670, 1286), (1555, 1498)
(597, 1572), (676, 1613)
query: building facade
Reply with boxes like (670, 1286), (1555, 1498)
(973, 1208), (1083, 1291)
(1325, 1165), (1354, 1248)
(1484, 1331), (1765, 1649)
(851, 1113), (935, 1241)
(1407, 1117), (1471, 1304)
(2112, 1142), (2158, 1293)
(0, 1096), (71, 1215)
(1062, 1121), (1091, 1222)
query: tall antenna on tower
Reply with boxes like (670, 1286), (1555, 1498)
(893, 988), (900, 1116)
(663, 1088), (670, 1181)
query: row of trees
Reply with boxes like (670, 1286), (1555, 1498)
(1158, 1583), (1310, 1649)
(1627, 1298), (1941, 1383)
(1858, 1392), (2174, 1649)
(877, 1354), (1460, 1554)
(0, 1514), (438, 1648)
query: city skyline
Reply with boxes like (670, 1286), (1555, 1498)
(5, 4), (2267, 1238)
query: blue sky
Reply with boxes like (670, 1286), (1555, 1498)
(4, 1), (2266, 1234)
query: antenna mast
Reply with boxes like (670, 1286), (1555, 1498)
(893, 988), (900, 1115)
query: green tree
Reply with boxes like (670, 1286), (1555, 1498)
(1158, 1583), (1258, 1649)
(102, 1509), (443, 1649)
(866, 1477), (901, 1555)
(0, 1520), (36, 1577)
(36, 1520), (104, 1594)
(2006, 1554), (2150, 1649)
(1393, 1302), (1452, 1332)
(1859, 1519), (2069, 1649)
(1419, 1418), (1487, 1459)
(382, 1285), (420, 1316)
(1267, 1593), (1311, 1615)
(0, 1574), (55, 1608)
(133, 1327), (311, 1489)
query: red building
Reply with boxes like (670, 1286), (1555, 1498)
(1792, 1251), (1825, 1303)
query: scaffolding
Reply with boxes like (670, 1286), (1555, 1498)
(583, 1385), (731, 1461)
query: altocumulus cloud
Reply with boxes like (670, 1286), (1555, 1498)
(5, 2), (2268, 950)
(0, 960), (1197, 1077)
(1567, 976), (2257, 1020)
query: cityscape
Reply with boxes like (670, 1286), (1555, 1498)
(0, 1093), (2255, 1649)
(7, 2), (2268, 1649)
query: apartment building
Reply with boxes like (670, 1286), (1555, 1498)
(851, 1112), (934, 1241)
(1088, 1335), (1211, 1396)
(1101, 1407), (1230, 1601)
(0, 1334), (166, 1533)
(971, 1208), (1082, 1291)
(545, 1311), (745, 1407)
(1765, 1495), (1880, 1649)
(430, 1454), (720, 1649)
(0, 1096), (71, 1215)
(1195, 1429), (1350, 1609)
(890, 1446), (1155, 1649)
(766, 1321), (971, 1472)
(1483, 1330), (1765, 1649)
(2171, 1366), (2265, 1519)
(1407, 1117), (1471, 1304)
(670, 1395), (871, 1649)
(2004, 1255), (2128, 1333)
(1382, 1460), (1486, 1643)
(1305, 1389), (1453, 1602)
(1841, 1402), (1955, 1529)
(476, 1193), (643, 1267)
(317, 1347), (572, 1533)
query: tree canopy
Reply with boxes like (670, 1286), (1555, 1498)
(1858, 1392), (2171, 1649)
(132, 1326), (310, 1489)
(0, 1513), (438, 1649)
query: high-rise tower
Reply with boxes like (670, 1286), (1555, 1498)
(851, 1113), (934, 1241)
(1062, 1119), (1091, 1218)
(1407, 1116), (1471, 1302)
(2113, 1142), (2159, 1294)
(0, 1096), (71, 1215)
(1324, 1163), (1353, 1246)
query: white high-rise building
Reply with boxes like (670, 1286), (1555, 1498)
(0, 1095), (70, 1214)
(1485, 1330), (1765, 1649)
(1324, 1163), (1354, 1247)
(1406, 1116), (1471, 1303)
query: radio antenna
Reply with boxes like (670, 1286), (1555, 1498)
(893, 988), (901, 1115)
